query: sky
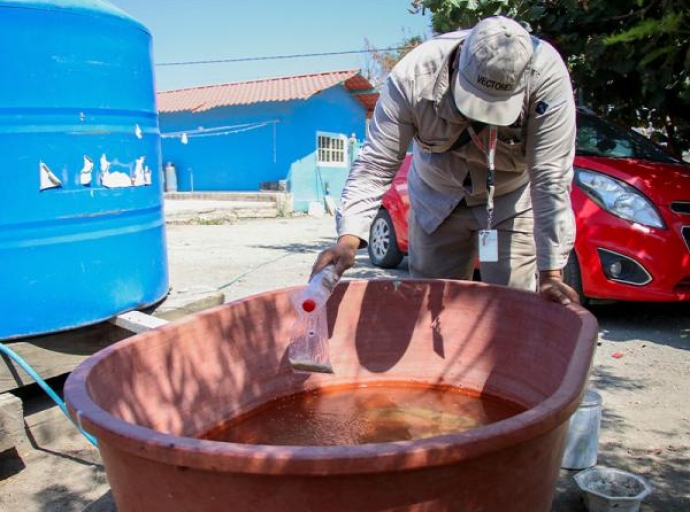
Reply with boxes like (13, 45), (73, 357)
(108, 0), (432, 92)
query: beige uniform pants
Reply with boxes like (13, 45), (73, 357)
(408, 191), (537, 292)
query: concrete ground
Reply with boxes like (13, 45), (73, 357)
(1, 201), (688, 511)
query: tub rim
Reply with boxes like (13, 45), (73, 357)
(65, 280), (599, 476)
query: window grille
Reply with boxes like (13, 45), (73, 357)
(317, 133), (347, 166)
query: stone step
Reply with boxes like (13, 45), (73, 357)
(163, 191), (291, 222)
(165, 191), (283, 203)
(164, 200), (280, 223)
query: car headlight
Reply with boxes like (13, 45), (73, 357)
(575, 168), (666, 229)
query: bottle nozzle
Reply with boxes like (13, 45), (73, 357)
(301, 299), (316, 312)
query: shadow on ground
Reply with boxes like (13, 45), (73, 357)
(83, 491), (115, 512)
(552, 363), (689, 512)
(590, 301), (690, 350)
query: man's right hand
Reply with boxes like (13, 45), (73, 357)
(311, 235), (361, 279)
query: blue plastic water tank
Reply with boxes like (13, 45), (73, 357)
(0, 0), (169, 339)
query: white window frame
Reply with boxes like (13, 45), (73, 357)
(316, 132), (348, 167)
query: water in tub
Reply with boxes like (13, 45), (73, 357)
(197, 382), (526, 446)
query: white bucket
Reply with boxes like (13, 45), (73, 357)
(574, 466), (652, 512)
(562, 388), (602, 470)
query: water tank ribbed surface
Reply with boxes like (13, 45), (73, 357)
(0, 0), (169, 339)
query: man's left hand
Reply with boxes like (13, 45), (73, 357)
(538, 270), (580, 305)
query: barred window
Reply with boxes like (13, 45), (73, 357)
(317, 133), (347, 166)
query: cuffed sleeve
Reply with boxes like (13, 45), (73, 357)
(336, 74), (416, 245)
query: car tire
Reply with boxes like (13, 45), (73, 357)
(563, 251), (589, 306)
(368, 209), (405, 268)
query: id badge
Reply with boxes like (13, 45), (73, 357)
(478, 229), (498, 262)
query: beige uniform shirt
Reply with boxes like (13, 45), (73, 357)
(337, 30), (577, 271)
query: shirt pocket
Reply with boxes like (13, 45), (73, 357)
(414, 110), (465, 153)
(494, 126), (527, 172)
(415, 134), (454, 153)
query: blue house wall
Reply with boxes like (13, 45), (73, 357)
(159, 86), (368, 211)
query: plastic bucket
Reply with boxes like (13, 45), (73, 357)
(574, 466), (652, 512)
(562, 388), (602, 470)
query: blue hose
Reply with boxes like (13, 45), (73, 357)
(0, 342), (98, 447)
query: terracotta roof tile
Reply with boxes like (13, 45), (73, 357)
(158, 69), (378, 114)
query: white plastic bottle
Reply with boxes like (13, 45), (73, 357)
(288, 264), (339, 373)
(300, 264), (340, 312)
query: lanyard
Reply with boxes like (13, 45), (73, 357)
(468, 125), (497, 230)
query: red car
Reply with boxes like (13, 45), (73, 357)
(367, 108), (690, 304)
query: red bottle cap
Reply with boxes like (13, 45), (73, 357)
(302, 299), (316, 312)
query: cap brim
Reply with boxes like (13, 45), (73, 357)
(453, 68), (525, 126)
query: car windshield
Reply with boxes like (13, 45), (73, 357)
(576, 112), (680, 163)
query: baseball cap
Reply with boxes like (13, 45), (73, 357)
(453, 16), (533, 126)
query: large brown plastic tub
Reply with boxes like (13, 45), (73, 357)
(65, 279), (598, 512)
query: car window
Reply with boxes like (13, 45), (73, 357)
(576, 113), (680, 163)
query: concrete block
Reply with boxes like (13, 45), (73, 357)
(0, 393), (23, 453)
(110, 311), (169, 334)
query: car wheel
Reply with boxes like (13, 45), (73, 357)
(563, 251), (589, 306)
(368, 209), (404, 268)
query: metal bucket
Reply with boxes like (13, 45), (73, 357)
(562, 388), (603, 470)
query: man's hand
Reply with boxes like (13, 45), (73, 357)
(311, 235), (361, 279)
(538, 270), (580, 305)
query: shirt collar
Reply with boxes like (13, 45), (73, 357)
(420, 42), (467, 124)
